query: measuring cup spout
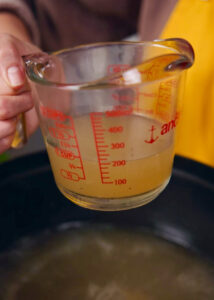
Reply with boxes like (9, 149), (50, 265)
(157, 38), (194, 71)
(107, 38), (194, 86)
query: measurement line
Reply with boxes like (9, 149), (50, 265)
(68, 116), (86, 180)
(92, 113), (103, 117)
(69, 166), (83, 169)
(74, 156), (80, 159)
(93, 119), (103, 123)
(93, 117), (102, 120)
(95, 133), (105, 136)
(90, 112), (113, 185)
(135, 87), (140, 113)
(92, 113), (103, 116)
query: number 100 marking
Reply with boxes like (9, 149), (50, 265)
(115, 179), (127, 185)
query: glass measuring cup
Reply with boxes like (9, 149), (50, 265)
(23, 38), (194, 211)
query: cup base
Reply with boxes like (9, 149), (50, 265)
(57, 178), (170, 211)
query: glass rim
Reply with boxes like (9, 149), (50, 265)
(23, 38), (194, 90)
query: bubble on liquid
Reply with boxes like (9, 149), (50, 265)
(95, 238), (114, 255)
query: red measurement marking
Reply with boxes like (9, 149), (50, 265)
(55, 148), (76, 160)
(93, 115), (102, 118)
(60, 141), (72, 149)
(90, 112), (113, 184)
(40, 105), (74, 124)
(52, 115), (86, 181)
(49, 127), (72, 140)
(60, 169), (81, 181)
(144, 125), (159, 144)
(107, 64), (129, 75)
(112, 160), (126, 167)
(112, 93), (134, 103)
(68, 117), (86, 180)
(115, 178), (127, 185)
(55, 122), (74, 131)
(108, 126), (123, 133)
(105, 107), (133, 117)
(41, 106), (86, 181)
(156, 80), (174, 122)
(135, 87), (140, 113)
(138, 92), (156, 98)
(69, 163), (82, 169)
(111, 142), (125, 149)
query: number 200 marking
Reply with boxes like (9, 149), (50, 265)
(112, 160), (126, 167)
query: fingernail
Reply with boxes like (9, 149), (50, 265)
(7, 66), (24, 87)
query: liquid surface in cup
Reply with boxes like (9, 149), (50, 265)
(1, 224), (213, 300)
(45, 114), (174, 199)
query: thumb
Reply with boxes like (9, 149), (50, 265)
(7, 65), (25, 89)
(0, 37), (26, 91)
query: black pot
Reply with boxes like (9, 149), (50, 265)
(0, 151), (213, 261)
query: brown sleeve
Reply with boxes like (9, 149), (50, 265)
(0, 0), (40, 44)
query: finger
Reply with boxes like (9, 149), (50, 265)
(0, 133), (15, 154)
(0, 91), (33, 120)
(25, 107), (39, 137)
(0, 35), (26, 92)
(0, 117), (17, 139)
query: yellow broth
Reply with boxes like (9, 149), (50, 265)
(0, 224), (213, 300)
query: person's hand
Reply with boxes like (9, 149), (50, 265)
(0, 33), (40, 154)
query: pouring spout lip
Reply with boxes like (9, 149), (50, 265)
(23, 38), (194, 90)
(153, 37), (195, 65)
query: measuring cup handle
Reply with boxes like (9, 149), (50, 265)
(11, 55), (33, 149)
(11, 113), (27, 148)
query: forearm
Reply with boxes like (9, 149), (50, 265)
(0, 12), (31, 42)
